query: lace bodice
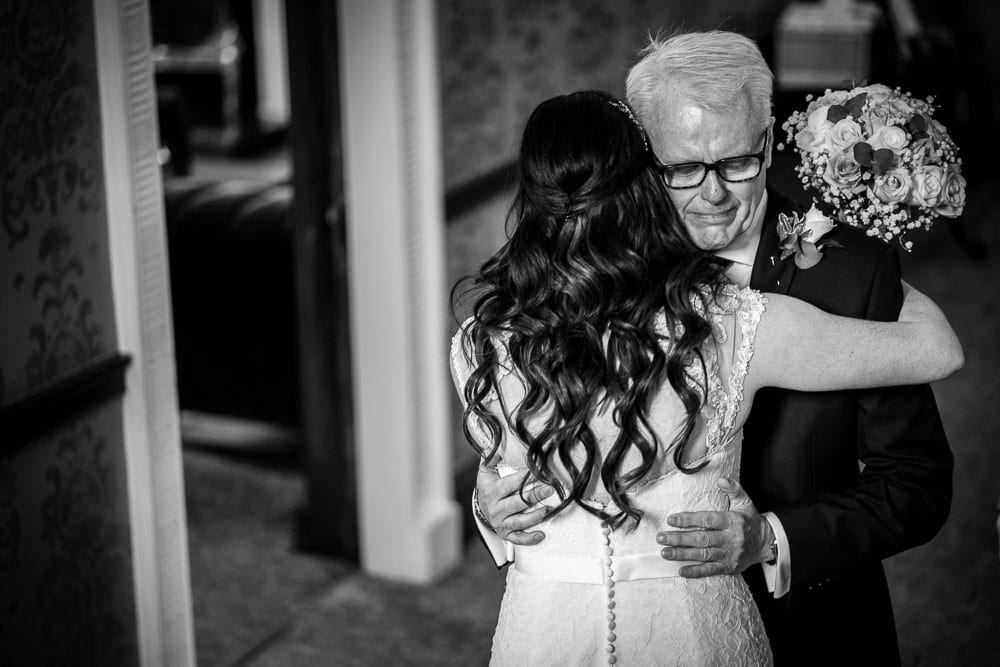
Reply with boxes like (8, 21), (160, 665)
(450, 285), (771, 666)
(451, 285), (765, 492)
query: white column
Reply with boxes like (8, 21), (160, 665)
(337, 0), (461, 582)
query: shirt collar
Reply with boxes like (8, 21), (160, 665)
(712, 190), (768, 268)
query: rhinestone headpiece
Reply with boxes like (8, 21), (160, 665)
(607, 98), (649, 151)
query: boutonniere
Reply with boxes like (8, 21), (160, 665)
(777, 204), (844, 269)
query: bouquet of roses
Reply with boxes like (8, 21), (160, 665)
(780, 83), (965, 250)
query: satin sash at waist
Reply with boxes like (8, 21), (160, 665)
(513, 549), (700, 584)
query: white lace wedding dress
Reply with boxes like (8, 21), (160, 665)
(451, 285), (773, 667)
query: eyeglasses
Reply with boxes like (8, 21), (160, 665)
(654, 130), (769, 189)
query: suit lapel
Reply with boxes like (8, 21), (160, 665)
(750, 187), (799, 295)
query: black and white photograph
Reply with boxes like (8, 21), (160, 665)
(1, 1), (997, 665)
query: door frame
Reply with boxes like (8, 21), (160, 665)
(94, 0), (195, 664)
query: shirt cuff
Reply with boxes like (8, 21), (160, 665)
(761, 512), (791, 598)
(471, 491), (514, 566)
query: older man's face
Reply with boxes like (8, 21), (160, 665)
(649, 96), (772, 252)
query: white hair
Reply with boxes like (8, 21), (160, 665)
(625, 30), (774, 132)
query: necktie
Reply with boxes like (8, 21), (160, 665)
(723, 260), (752, 288)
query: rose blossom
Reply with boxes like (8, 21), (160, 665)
(825, 118), (865, 153)
(807, 105), (834, 132)
(862, 103), (893, 131)
(795, 106), (834, 153)
(795, 128), (825, 153)
(927, 118), (948, 143)
(886, 94), (915, 116)
(823, 150), (865, 193)
(801, 204), (835, 242)
(908, 137), (935, 166)
(908, 165), (946, 208)
(822, 89), (850, 105)
(935, 167), (966, 217)
(860, 83), (893, 104)
(872, 168), (912, 205)
(868, 125), (909, 154)
(805, 91), (849, 114)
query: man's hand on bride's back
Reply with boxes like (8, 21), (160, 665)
(656, 477), (774, 577)
(477, 467), (554, 546)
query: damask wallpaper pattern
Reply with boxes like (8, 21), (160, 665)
(0, 0), (139, 664)
(0, 404), (137, 665)
(0, 0), (115, 406)
(437, 0), (785, 190)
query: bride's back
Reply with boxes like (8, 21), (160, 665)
(454, 284), (765, 541)
(452, 286), (773, 667)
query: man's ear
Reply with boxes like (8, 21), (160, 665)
(765, 116), (776, 169)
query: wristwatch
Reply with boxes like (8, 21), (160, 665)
(765, 536), (778, 565)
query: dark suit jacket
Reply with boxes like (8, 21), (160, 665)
(742, 188), (954, 666)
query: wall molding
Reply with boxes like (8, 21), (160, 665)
(93, 0), (195, 664)
(443, 160), (515, 222)
(0, 354), (131, 449)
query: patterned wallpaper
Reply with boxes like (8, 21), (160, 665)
(0, 0), (139, 663)
(437, 0), (786, 189)
(0, 0), (116, 407)
(0, 402), (138, 665)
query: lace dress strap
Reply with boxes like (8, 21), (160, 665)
(449, 317), (477, 399)
(450, 317), (516, 393)
(716, 286), (767, 438)
(449, 318), (517, 458)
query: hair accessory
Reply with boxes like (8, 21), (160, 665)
(607, 98), (649, 151)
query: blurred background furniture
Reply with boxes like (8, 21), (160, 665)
(153, 0), (299, 431)
(151, 0), (289, 164)
(776, 0), (883, 90)
(163, 178), (299, 427)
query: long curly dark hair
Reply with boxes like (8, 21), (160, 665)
(454, 90), (725, 528)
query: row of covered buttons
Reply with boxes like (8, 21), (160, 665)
(602, 521), (617, 664)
